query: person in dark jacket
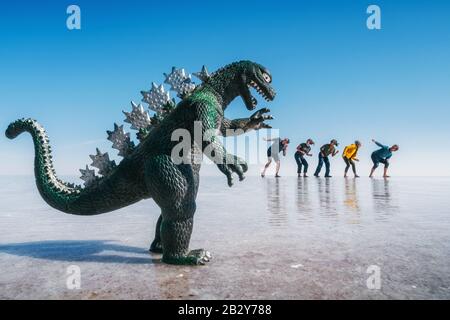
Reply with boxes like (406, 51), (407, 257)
(314, 139), (339, 178)
(295, 139), (314, 177)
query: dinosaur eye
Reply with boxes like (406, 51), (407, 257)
(262, 72), (272, 83)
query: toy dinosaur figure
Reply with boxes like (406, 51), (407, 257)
(5, 60), (276, 265)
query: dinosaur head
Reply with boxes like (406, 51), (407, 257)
(206, 60), (276, 110)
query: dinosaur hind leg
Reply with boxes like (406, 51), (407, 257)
(149, 214), (163, 253)
(145, 156), (210, 265)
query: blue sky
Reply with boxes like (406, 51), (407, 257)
(1, 0), (449, 177)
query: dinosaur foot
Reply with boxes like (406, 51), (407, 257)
(149, 240), (163, 254)
(162, 249), (212, 265)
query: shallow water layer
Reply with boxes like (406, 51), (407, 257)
(0, 175), (449, 299)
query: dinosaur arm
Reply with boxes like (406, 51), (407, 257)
(197, 100), (248, 187)
(219, 117), (249, 136)
(202, 133), (248, 187)
(219, 108), (273, 136)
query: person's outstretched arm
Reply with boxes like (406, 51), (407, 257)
(372, 139), (385, 148)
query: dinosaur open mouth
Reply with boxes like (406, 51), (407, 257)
(248, 80), (272, 103)
(247, 80), (275, 109)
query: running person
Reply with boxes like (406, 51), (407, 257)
(261, 137), (290, 178)
(314, 139), (339, 177)
(343, 140), (362, 178)
(295, 139), (314, 177)
(369, 139), (399, 178)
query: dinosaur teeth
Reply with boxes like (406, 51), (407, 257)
(249, 80), (271, 101)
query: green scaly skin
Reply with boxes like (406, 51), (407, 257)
(5, 60), (276, 265)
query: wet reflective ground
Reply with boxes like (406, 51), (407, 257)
(1, 176), (449, 299)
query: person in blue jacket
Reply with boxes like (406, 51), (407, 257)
(369, 139), (399, 178)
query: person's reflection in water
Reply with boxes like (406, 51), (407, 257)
(296, 178), (313, 222)
(344, 178), (361, 224)
(266, 178), (288, 226)
(371, 178), (397, 221)
(317, 178), (336, 217)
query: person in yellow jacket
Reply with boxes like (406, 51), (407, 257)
(342, 140), (362, 178)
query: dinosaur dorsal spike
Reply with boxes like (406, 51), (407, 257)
(107, 123), (135, 157)
(123, 101), (152, 131)
(164, 67), (196, 97)
(193, 65), (210, 82)
(79, 165), (97, 187)
(141, 82), (172, 113)
(89, 148), (116, 176)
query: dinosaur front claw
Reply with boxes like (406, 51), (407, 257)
(229, 156), (247, 183)
(218, 155), (247, 187)
(248, 107), (274, 130)
(250, 107), (270, 119)
(227, 174), (234, 187)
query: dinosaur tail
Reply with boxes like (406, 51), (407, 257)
(5, 118), (140, 215)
